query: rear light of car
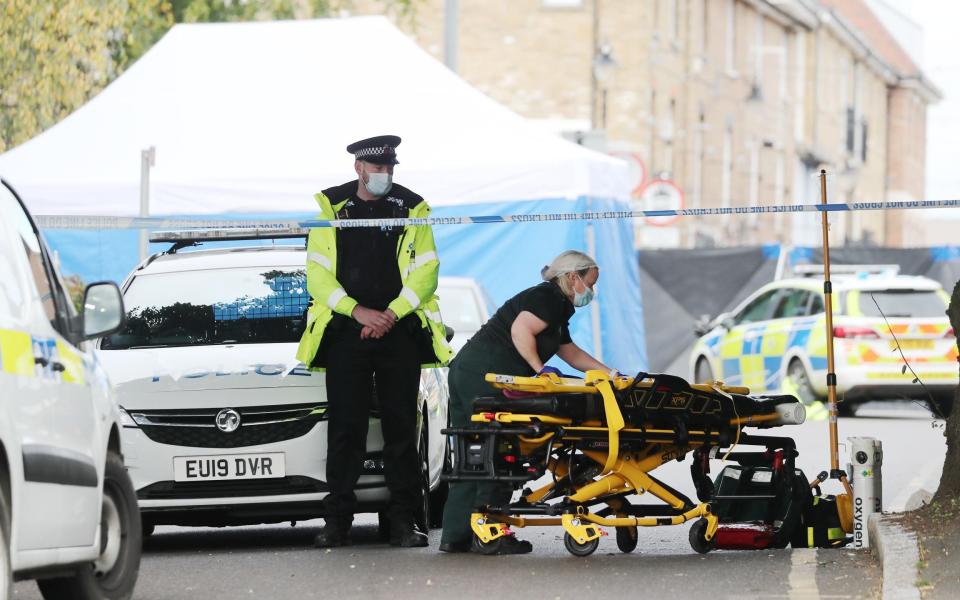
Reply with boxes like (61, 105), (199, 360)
(833, 326), (879, 339)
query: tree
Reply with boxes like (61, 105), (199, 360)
(1, 0), (415, 153)
(934, 281), (960, 501)
(0, 0), (172, 152)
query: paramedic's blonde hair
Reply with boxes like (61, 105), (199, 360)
(540, 250), (598, 296)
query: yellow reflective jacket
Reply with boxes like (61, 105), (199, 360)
(295, 181), (454, 370)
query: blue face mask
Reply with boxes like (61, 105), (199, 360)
(573, 274), (595, 307)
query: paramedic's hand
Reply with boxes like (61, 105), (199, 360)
(353, 306), (393, 338)
(538, 366), (563, 378)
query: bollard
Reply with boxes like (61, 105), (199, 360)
(848, 437), (883, 548)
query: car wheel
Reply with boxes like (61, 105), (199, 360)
(1, 484), (11, 600)
(787, 360), (820, 406)
(38, 452), (142, 600)
(415, 420), (431, 534)
(428, 444), (451, 529)
(694, 358), (714, 384)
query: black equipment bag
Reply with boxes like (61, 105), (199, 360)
(710, 463), (811, 548)
(791, 494), (849, 548)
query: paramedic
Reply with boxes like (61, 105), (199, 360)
(439, 250), (613, 554)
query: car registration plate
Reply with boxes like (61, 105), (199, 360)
(891, 339), (934, 351)
(173, 453), (285, 482)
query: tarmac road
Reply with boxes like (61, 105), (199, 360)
(14, 403), (940, 600)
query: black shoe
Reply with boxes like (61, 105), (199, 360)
(438, 540), (471, 553)
(473, 535), (533, 555)
(389, 521), (429, 548)
(314, 523), (352, 548)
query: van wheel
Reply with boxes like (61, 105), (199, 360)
(38, 452), (142, 600)
(695, 358), (713, 384)
(1, 485), (11, 600)
(787, 360), (820, 406)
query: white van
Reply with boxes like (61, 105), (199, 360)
(0, 179), (140, 599)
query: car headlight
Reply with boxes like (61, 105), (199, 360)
(118, 406), (139, 428)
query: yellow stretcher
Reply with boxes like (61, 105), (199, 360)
(442, 370), (808, 556)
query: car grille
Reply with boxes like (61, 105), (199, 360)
(137, 476), (328, 500)
(130, 402), (326, 448)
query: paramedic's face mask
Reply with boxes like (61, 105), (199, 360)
(572, 269), (598, 308)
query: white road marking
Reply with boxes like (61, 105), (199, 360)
(788, 548), (822, 599)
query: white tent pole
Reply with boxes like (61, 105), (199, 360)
(139, 146), (155, 261)
(586, 221), (603, 362)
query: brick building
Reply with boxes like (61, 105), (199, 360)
(350, 0), (939, 248)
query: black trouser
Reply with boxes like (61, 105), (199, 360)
(439, 352), (516, 545)
(323, 318), (422, 527)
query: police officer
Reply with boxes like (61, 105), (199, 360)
(296, 135), (453, 548)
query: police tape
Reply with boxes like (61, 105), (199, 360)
(33, 198), (960, 230)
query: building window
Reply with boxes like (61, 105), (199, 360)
(700, 0), (708, 57)
(861, 121), (868, 163)
(671, 0), (681, 40)
(754, 12), (763, 82)
(845, 107), (855, 154)
(693, 112), (705, 209)
(725, 0), (737, 73)
(794, 31), (805, 141)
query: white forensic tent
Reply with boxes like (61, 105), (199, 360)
(0, 17), (648, 370)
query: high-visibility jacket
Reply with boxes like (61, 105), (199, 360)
(295, 181), (454, 369)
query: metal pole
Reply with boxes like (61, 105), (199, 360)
(139, 147), (155, 261)
(819, 170), (854, 495)
(443, 0), (458, 72)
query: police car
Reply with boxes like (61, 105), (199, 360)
(96, 229), (451, 535)
(0, 180), (140, 599)
(690, 266), (957, 416)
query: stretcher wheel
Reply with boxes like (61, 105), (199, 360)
(471, 534), (505, 556)
(564, 532), (600, 557)
(615, 526), (638, 553)
(688, 518), (716, 554)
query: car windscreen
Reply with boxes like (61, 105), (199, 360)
(101, 267), (308, 349)
(857, 289), (946, 319)
(438, 286), (485, 333)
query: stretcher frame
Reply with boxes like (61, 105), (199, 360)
(443, 369), (804, 556)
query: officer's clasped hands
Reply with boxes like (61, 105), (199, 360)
(352, 305), (397, 339)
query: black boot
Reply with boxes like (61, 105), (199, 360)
(314, 519), (352, 548)
(389, 520), (428, 548)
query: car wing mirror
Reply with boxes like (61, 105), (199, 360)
(693, 314), (712, 336)
(82, 282), (126, 340)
